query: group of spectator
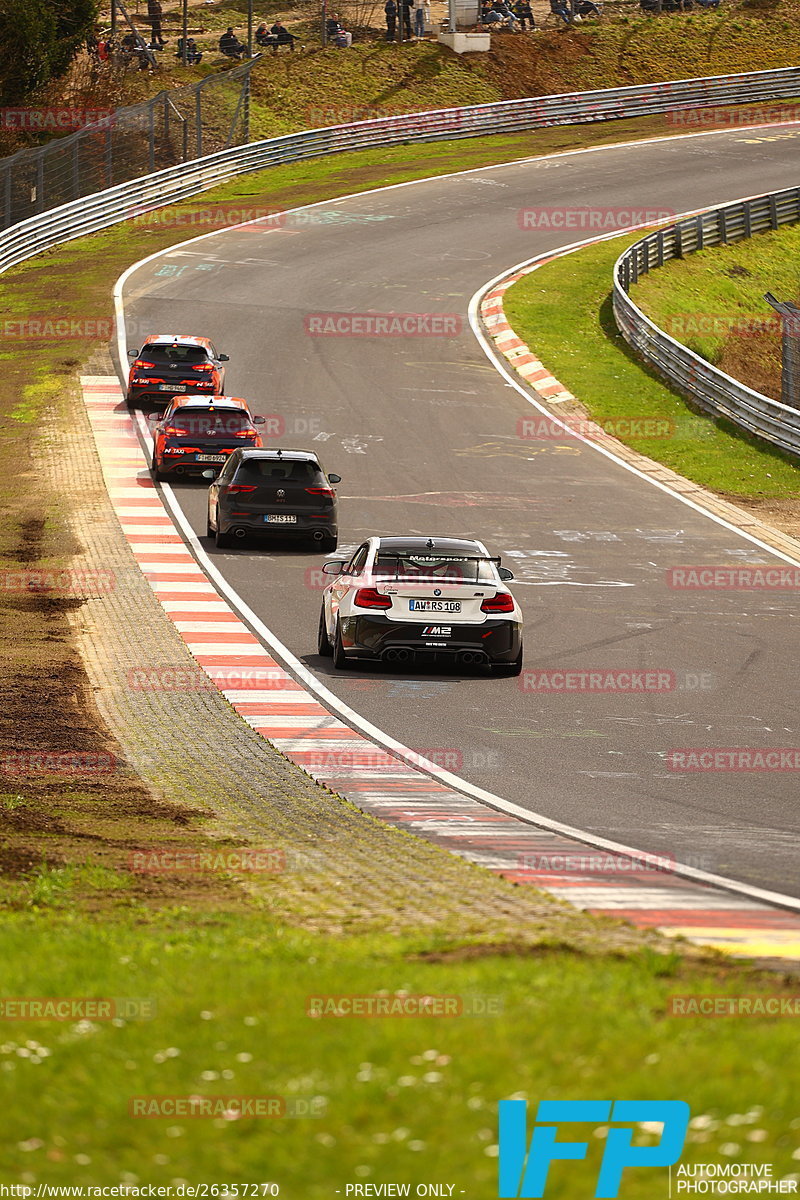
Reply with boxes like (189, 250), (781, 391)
(479, 0), (600, 27)
(383, 0), (431, 40)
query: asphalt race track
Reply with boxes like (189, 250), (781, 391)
(117, 125), (800, 900)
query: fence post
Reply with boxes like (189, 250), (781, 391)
(196, 87), (203, 159)
(35, 152), (45, 214)
(148, 103), (156, 172)
(105, 125), (113, 187)
(72, 140), (80, 200)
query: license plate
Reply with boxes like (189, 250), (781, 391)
(158, 384), (186, 392)
(264, 514), (297, 524)
(196, 454), (226, 463)
(409, 599), (461, 612)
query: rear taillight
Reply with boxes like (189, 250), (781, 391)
(191, 363), (214, 372)
(233, 429), (258, 439)
(132, 359), (156, 369)
(354, 588), (391, 610)
(163, 426), (189, 436)
(226, 484), (258, 494)
(305, 487), (335, 498)
(480, 593), (515, 614)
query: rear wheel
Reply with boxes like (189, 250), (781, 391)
(332, 619), (350, 670)
(318, 533), (338, 553)
(206, 510), (215, 539)
(215, 525), (234, 549)
(317, 604), (333, 657)
(151, 456), (163, 482)
(492, 644), (523, 677)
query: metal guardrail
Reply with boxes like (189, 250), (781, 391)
(613, 187), (800, 458)
(2, 65), (800, 285)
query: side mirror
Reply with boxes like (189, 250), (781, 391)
(146, 411), (159, 421)
(322, 560), (345, 576)
(127, 348), (139, 358)
(253, 415), (266, 425)
(201, 470), (216, 480)
(328, 473), (341, 484)
(498, 566), (515, 582)
(218, 353), (230, 362)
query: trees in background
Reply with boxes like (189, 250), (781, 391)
(0, 0), (99, 104)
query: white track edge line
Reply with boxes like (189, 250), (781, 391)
(111, 136), (800, 916)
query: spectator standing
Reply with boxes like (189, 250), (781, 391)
(513, 0), (535, 26)
(385, 0), (398, 38)
(147, 0), (165, 47)
(401, 0), (413, 38)
(414, 0), (426, 36)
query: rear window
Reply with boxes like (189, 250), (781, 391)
(233, 459), (324, 485)
(148, 344), (211, 365)
(168, 412), (252, 435)
(373, 553), (496, 583)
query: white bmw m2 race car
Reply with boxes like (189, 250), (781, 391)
(317, 536), (523, 675)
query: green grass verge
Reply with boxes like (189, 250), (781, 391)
(503, 234), (800, 499)
(0, 913), (798, 1191)
(631, 221), (800, 403)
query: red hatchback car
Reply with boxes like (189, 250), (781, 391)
(126, 334), (229, 408)
(149, 397), (265, 481)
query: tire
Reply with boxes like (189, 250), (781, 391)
(317, 604), (333, 657)
(206, 511), (215, 539)
(492, 644), (523, 677)
(318, 533), (338, 553)
(215, 525), (234, 549)
(332, 619), (351, 670)
(151, 456), (163, 482)
(125, 392), (136, 409)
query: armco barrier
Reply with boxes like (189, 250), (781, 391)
(613, 188), (800, 458)
(2, 66), (800, 279)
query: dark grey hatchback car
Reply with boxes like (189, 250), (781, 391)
(205, 448), (341, 550)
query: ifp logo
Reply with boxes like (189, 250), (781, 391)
(498, 1100), (689, 1198)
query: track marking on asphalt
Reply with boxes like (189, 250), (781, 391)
(106, 127), (800, 951)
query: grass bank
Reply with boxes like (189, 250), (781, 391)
(503, 234), (800, 506)
(631, 220), (800, 402)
